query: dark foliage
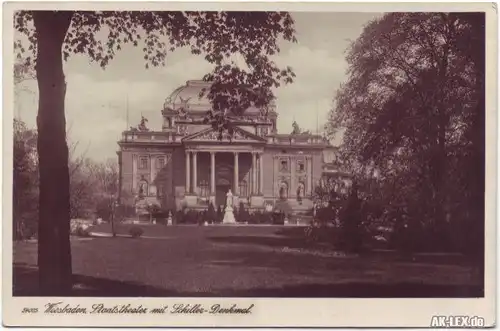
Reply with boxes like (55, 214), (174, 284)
(13, 119), (39, 240)
(237, 202), (249, 222)
(337, 185), (365, 253)
(129, 226), (144, 238)
(206, 203), (217, 224)
(325, 13), (485, 262)
(216, 205), (223, 223)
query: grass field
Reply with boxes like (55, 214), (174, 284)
(13, 225), (482, 297)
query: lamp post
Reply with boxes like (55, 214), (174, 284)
(111, 199), (119, 238)
(148, 202), (153, 224)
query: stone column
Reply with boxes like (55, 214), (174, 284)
(150, 155), (155, 193)
(233, 152), (239, 194)
(192, 151), (198, 194)
(252, 152), (257, 194)
(259, 153), (264, 195)
(290, 156), (296, 196)
(306, 156), (312, 195)
(132, 154), (138, 193)
(185, 150), (191, 194)
(210, 152), (216, 195)
(273, 155), (278, 197)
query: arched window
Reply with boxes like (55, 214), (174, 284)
(200, 180), (209, 197)
(239, 180), (248, 197)
(279, 181), (288, 200)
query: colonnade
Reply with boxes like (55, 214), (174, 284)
(184, 150), (264, 196)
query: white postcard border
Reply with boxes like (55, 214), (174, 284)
(2, 1), (497, 328)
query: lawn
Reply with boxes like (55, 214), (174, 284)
(13, 225), (483, 297)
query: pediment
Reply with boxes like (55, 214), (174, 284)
(181, 127), (266, 143)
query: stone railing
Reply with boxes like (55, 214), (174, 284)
(266, 134), (326, 145)
(121, 131), (178, 143)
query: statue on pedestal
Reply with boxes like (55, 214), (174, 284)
(226, 189), (233, 207)
(222, 189), (236, 224)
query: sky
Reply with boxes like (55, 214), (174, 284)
(14, 12), (382, 161)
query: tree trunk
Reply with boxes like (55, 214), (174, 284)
(33, 11), (73, 295)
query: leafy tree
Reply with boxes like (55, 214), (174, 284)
(13, 119), (38, 240)
(13, 62), (38, 240)
(313, 175), (350, 206)
(327, 13), (484, 259)
(14, 10), (297, 294)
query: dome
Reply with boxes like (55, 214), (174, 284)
(163, 79), (277, 115)
(164, 80), (211, 112)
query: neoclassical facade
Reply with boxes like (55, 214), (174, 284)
(117, 80), (338, 212)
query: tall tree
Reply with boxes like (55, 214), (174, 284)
(13, 62), (38, 240)
(327, 13), (484, 254)
(14, 10), (297, 294)
(13, 119), (38, 240)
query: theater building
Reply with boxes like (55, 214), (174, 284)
(117, 80), (339, 213)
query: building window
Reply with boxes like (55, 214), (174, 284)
(156, 157), (166, 169)
(139, 156), (148, 170)
(239, 180), (248, 197)
(200, 180), (209, 197)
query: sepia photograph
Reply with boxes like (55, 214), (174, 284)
(3, 2), (497, 328)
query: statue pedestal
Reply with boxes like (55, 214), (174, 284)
(223, 206), (236, 224)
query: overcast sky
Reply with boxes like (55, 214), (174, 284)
(15, 12), (382, 161)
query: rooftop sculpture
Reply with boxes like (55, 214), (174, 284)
(129, 116), (150, 132)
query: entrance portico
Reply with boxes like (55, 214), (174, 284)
(180, 125), (267, 209)
(183, 146), (265, 209)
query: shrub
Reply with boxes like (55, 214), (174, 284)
(272, 211), (285, 225)
(338, 187), (365, 253)
(76, 226), (90, 237)
(152, 209), (171, 225)
(249, 210), (273, 224)
(238, 202), (249, 222)
(181, 210), (201, 224)
(175, 209), (184, 224)
(198, 210), (206, 225)
(129, 226), (144, 238)
(216, 205), (223, 223)
(248, 212), (257, 224)
(206, 203), (216, 224)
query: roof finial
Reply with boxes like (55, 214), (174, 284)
(126, 93), (129, 130)
(316, 101), (319, 135)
